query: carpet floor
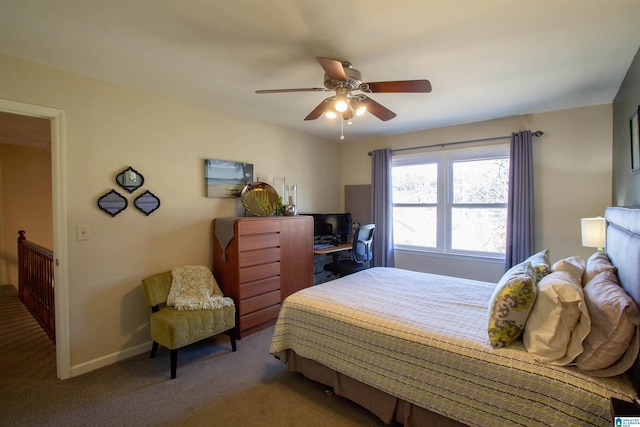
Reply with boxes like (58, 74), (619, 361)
(0, 285), (387, 426)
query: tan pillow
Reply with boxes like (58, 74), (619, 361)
(582, 252), (617, 286)
(523, 270), (590, 364)
(551, 256), (586, 283)
(487, 262), (537, 348)
(575, 271), (640, 375)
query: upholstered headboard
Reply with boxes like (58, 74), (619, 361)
(605, 206), (640, 391)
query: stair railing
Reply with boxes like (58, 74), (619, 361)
(17, 230), (55, 343)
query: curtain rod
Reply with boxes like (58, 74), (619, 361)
(367, 130), (544, 156)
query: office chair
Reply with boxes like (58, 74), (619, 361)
(324, 224), (375, 278)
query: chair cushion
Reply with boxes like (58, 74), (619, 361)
(150, 305), (235, 350)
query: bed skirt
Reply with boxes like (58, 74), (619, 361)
(283, 349), (466, 427)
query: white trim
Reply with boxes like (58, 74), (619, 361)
(0, 99), (70, 379)
(70, 342), (151, 378)
(394, 246), (504, 264)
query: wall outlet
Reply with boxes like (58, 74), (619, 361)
(77, 224), (90, 241)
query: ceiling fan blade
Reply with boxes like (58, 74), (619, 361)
(360, 97), (397, 121)
(362, 80), (432, 93)
(317, 57), (347, 82)
(255, 88), (329, 94)
(304, 100), (329, 121)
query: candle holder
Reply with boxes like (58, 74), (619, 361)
(282, 184), (297, 216)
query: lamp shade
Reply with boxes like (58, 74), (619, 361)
(581, 217), (606, 249)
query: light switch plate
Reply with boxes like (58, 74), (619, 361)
(77, 224), (90, 241)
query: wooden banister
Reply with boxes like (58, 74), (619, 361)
(17, 230), (55, 343)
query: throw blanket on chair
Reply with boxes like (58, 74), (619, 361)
(167, 265), (235, 311)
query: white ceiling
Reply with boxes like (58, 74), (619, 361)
(1, 0), (639, 141)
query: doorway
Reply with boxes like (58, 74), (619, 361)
(0, 99), (70, 379)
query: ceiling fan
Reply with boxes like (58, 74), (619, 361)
(255, 57), (432, 125)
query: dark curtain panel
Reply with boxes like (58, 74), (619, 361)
(371, 149), (395, 267)
(505, 130), (535, 270)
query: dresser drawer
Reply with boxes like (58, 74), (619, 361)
(240, 289), (281, 314)
(239, 261), (280, 283)
(238, 219), (280, 235)
(238, 233), (280, 252)
(239, 247), (280, 267)
(240, 304), (281, 331)
(240, 276), (280, 299)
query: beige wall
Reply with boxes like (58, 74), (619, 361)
(0, 143), (53, 286)
(0, 54), (341, 374)
(340, 104), (613, 282)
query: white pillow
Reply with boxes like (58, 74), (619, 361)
(523, 270), (590, 365)
(551, 255), (585, 283)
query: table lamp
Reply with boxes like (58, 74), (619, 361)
(581, 216), (606, 252)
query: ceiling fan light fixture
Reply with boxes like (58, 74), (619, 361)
(334, 87), (349, 113)
(335, 98), (348, 112)
(351, 98), (367, 116)
(324, 99), (338, 119)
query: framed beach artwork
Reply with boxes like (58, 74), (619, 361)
(631, 106), (640, 174)
(204, 159), (254, 198)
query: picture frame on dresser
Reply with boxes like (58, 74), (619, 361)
(630, 106), (639, 174)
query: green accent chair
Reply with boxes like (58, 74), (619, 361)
(142, 271), (237, 379)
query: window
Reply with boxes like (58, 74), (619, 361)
(392, 144), (509, 257)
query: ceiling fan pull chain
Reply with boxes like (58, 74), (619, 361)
(340, 117), (345, 140)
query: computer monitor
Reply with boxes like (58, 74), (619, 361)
(311, 213), (353, 242)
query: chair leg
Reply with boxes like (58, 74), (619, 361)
(170, 349), (178, 379)
(150, 341), (159, 358)
(228, 328), (237, 352)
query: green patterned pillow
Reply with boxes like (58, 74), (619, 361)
(525, 249), (551, 282)
(488, 262), (537, 348)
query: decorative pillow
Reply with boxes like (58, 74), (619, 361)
(488, 262), (537, 348)
(574, 270), (640, 376)
(167, 265), (224, 306)
(524, 249), (551, 281)
(582, 252), (617, 286)
(551, 256), (586, 283)
(523, 270), (590, 365)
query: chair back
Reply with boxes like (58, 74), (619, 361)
(142, 271), (172, 308)
(351, 224), (375, 266)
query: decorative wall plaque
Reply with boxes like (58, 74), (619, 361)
(116, 166), (144, 193)
(134, 190), (160, 216)
(97, 189), (128, 217)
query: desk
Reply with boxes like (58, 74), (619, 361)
(313, 243), (351, 255)
(313, 243), (351, 284)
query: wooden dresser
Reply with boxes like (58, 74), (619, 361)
(212, 216), (313, 338)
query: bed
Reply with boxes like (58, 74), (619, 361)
(269, 206), (640, 426)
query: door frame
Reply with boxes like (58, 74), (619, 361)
(0, 99), (70, 379)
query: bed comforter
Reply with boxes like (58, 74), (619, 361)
(269, 267), (637, 426)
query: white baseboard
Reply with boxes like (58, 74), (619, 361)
(69, 341), (152, 378)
